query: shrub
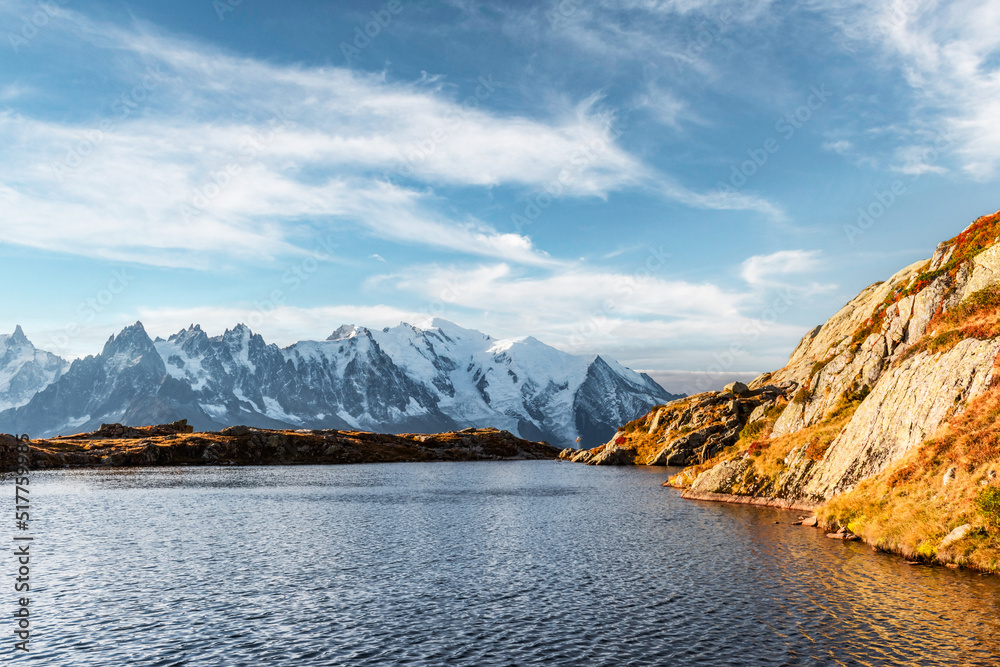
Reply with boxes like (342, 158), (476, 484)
(899, 285), (1000, 361)
(765, 404), (787, 420)
(621, 418), (643, 434)
(977, 487), (1000, 530)
(792, 387), (812, 405)
(740, 420), (770, 442)
(810, 359), (830, 379)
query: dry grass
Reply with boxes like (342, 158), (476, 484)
(848, 210), (1000, 353)
(820, 381), (1000, 572)
(669, 396), (862, 493)
(899, 285), (1000, 361)
(614, 397), (736, 465)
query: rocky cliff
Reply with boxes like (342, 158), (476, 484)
(563, 208), (1000, 568)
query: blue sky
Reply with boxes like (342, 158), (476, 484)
(2, 0), (999, 393)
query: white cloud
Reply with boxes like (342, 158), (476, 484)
(741, 250), (822, 286)
(634, 82), (688, 128)
(0, 7), (782, 270)
(814, 0), (1000, 179)
(373, 260), (806, 370)
(823, 139), (853, 154)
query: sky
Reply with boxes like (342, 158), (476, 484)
(1, 0), (999, 394)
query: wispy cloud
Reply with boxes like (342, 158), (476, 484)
(823, 139), (853, 154)
(0, 5), (781, 271)
(373, 259), (807, 369)
(812, 0), (1000, 179)
(740, 249), (823, 287)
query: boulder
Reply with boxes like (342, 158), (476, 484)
(826, 531), (859, 541)
(938, 524), (973, 551)
(589, 445), (635, 466)
(723, 381), (750, 397)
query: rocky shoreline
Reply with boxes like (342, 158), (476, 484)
(678, 489), (819, 512)
(0, 420), (560, 472)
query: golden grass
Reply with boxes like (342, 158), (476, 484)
(819, 382), (1000, 572)
(668, 396), (861, 493)
(614, 396), (735, 465)
(899, 285), (1000, 361)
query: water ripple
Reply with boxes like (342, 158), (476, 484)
(2, 462), (999, 665)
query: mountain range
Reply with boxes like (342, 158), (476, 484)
(0, 319), (679, 446)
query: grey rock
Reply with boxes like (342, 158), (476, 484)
(589, 445), (635, 466)
(938, 524), (973, 552)
(802, 338), (1000, 500)
(723, 381), (749, 397)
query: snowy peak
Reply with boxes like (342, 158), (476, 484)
(0, 327), (69, 412)
(102, 322), (156, 357)
(425, 318), (491, 338)
(9, 325), (28, 347)
(328, 324), (369, 341)
(0, 319), (682, 445)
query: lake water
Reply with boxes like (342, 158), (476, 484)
(4, 461), (1000, 666)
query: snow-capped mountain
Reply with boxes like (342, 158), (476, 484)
(0, 326), (69, 412)
(0, 319), (681, 445)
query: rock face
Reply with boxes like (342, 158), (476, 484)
(560, 384), (789, 467)
(0, 423), (560, 472)
(597, 208), (1000, 510)
(0, 319), (680, 446)
(801, 338), (1000, 499)
(673, 209), (1000, 503)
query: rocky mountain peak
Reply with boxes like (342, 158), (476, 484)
(102, 321), (155, 356)
(327, 324), (369, 341)
(9, 325), (29, 347)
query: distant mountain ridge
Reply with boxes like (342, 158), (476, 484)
(0, 319), (681, 445)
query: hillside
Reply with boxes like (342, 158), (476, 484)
(565, 208), (1000, 571)
(0, 420), (560, 472)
